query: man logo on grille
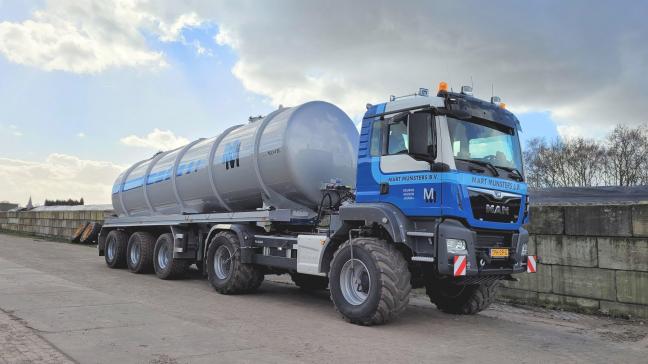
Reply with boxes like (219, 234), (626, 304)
(486, 204), (509, 215)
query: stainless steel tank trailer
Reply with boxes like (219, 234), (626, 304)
(99, 82), (536, 325)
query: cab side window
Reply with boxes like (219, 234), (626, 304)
(387, 120), (408, 155)
(369, 120), (382, 156)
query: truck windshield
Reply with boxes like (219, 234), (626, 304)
(447, 117), (523, 177)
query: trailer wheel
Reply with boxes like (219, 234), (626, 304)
(206, 231), (264, 294)
(329, 238), (411, 326)
(153, 233), (188, 280)
(105, 230), (128, 268)
(426, 280), (499, 315)
(126, 232), (155, 274)
(290, 273), (329, 290)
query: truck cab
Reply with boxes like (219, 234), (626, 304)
(338, 83), (530, 286)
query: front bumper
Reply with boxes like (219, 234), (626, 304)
(436, 219), (528, 276)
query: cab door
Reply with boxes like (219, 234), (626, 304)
(378, 113), (443, 216)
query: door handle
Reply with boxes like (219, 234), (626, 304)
(380, 183), (389, 195)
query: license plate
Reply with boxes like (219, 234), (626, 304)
(490, 248), (509, 258)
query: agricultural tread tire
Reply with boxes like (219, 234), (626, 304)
(206, 231), (264, 294)
(426, 280), (499, 315)
(329, 238), (411, 326)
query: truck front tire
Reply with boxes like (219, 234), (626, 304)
(206, 231), (264, 294)
(153, 233), (188, 280)
(426, 280), (499, 315)
(329, 238), (411, 326)
(105, 230), (128, 268)
(126, 231), (155, 273)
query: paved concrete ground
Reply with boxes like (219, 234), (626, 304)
(1, 233), (647, 364)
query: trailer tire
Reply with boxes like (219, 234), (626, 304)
(329, 238), (411, 326)
(290, 273), (328, 290)
(153, 233), (188, 280)
(426, 280), (499, 315)
(105, 230), (128, 268)
(206, 231), (264, 294)
(126, 231), (155, 274)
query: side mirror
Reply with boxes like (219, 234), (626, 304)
(408, 112), (436, 163)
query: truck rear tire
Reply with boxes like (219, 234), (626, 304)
(290, 273), (329, 290)
(329, 238), (411, 326)
(206, 231), (264, 294)
(105, 230), (128, 268)
(126, 231), (155, 274)
(153, 233), (188, 280)
(426, 280), (499, 315)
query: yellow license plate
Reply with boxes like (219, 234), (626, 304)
(490, 248), (509, 258)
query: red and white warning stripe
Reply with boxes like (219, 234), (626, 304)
(453, 255), (467, 277)
(527, 255), (537, 273)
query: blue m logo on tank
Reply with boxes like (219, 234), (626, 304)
(222, 140), (241, 170)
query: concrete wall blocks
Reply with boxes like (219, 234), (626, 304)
(527, 206), (564, 235)
(564, 205), (632, 237)
(598, 238), (648, 272)
(536, 235), (598, 267)
(551, 266), (616, 301)
(616, 271), (648, 305)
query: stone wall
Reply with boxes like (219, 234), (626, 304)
(500, 204), (648, 319)
(0, 209), (109, 240)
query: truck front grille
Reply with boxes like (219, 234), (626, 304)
(468, 188), (521, 223)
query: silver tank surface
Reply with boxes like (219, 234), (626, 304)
(111, 101), (358, 217)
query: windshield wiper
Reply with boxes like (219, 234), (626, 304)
(456, 158), (499, 177)
(495, 165), (524, 181)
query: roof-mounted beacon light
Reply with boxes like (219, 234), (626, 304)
(437, 81), (448, 95)
(490, 96), (507, 109)
(460, 85), (473, 96)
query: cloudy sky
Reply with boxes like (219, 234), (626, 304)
(0, 0), (646, 205)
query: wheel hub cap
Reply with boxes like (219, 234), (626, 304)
(158, 244), (169, 270)
(214, 245), (232, 280)
(340, 259), (371, 305)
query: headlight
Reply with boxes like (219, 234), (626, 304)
(446, 238), (467, 255)
(520, 242), (528, 256)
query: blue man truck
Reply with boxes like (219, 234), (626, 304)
(98, 82), (533, 325)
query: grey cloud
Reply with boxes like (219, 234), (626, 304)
(199, 0), (648, 137)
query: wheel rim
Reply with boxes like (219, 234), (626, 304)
(107, 238), (116, 261)
(213, 245), (232, 280)
(129, 241), (140, 265)
(340, 259), (371, 305)
(158, 243), (170, 270)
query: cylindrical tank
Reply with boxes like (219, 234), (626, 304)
(112, 101), (358, 217)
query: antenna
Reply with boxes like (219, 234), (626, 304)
(470, 76), (474, 91)
(491, 83), (494, 99)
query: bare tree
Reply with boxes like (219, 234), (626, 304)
(524, 137), (606, 188)
(604, 124), (648, 186)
